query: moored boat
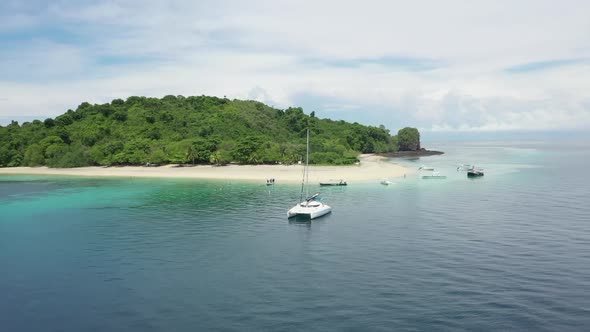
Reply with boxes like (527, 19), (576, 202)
(287, 129), (332, 220)
(287, 193), (332, 219)
(422, 171), (447, 179)
(320, 179), (347, 186)
(457, 164), (474, 171)
(467, 168), (484, 177)
(418, 166), (435, 171)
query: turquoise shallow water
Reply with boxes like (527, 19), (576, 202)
(1, 141), (589, 331)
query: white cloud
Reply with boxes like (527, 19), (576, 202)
(1, 0), (589, 132)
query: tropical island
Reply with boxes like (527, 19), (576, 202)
(0, 95), (430, 182)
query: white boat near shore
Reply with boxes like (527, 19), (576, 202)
(422, 171), (447, 179)
(457, 164), (474, 171)
(418, 166), (435, 171)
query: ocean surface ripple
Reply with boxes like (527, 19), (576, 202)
(1, 141), (590, 331)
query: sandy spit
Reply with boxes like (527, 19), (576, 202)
(0, 154), (412, 183)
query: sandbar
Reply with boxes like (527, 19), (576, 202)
(0, 154), (411, 183)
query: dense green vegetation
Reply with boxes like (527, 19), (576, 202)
(397, 127), (421, 151)
(0, 95), (417, 167)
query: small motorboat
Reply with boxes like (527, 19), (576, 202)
(418, 166), (435, 171)
(319, 179), (347, 186)
(467, 168), (484, 177)
(457, 164), (474, 171)
(422, 171), (447, 179)
(380, 180), (393, 185)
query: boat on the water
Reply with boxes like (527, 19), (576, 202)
(467, 168), (484, 177)
(287, 193), (331, 219)
(287, 129), (332, 220)
(418, 166), (435, 171)
(380, 180), (393, 185)
(320, 179), (347, 186)
(457, 164), (474, 171)
(422, 171), (447, 179)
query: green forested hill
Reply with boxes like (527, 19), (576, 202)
(0, 95), (408, 167)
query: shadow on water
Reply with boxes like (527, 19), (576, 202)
(288, 215), (313, 224)
(288, 218), (312, 228)
(467, 176), (485, 181)
(287, 212), (332, 227)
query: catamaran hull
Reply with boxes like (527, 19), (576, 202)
(287, 205), (332, 219)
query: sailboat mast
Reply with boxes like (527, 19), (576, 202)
(298, 128), (309, 202)
(306, 128), (310, 197)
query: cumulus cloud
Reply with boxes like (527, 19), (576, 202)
(0, 0), (589, 133)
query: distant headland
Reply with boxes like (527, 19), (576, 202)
(380, 127), (444, 158)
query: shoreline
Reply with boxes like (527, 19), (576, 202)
(0, 154), (412, 183)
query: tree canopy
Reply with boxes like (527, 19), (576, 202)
(0, 95), (419, 167)
(397, 127), (421, 151)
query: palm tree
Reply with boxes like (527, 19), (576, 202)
(186, 145), (197, 165)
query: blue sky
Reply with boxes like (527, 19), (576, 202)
(1, 0), (589, 136)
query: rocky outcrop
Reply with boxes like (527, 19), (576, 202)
(378, 148), (443, 158)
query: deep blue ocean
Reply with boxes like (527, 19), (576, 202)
(1, 141), (589, 331)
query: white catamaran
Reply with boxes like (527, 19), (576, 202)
(287, 129), (332, 220)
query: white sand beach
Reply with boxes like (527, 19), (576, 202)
(0, 154), (411, 183)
